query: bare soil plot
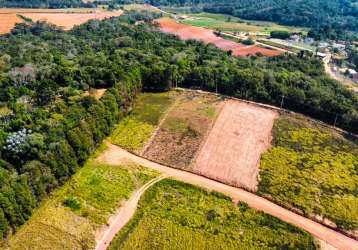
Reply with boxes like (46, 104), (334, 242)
(156, 17), (283, 57)
(22, 10), (122, 30)
(194, 100), (278, 191)
(143, 91), (223, 169)
(0, 8), (122, 34)
(0, 13), (22, 34)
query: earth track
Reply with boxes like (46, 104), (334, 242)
(96, 144), (358, 250)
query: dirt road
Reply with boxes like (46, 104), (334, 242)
(194, 100), (278, 191)
(95, 175), (166, 250)
(97, 143), (358, 250)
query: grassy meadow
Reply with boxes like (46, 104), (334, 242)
(180, 13), (307, 35)
(259, 114), (358, 231)
(6, 147), (159, 250)
(110, 92), (176, 152)
(109, 179), (317, 250)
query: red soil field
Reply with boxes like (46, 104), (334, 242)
(194, 100), (278, 191)
(0, 13), (22, 34)
(156, 18), (282, 57)
(22, 11), (122, 30)
(0, 9), (122, 34)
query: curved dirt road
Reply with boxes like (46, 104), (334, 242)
(95, 175), (167, 250)
(97, 144), (358, 250)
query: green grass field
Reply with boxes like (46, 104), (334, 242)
(7, 148), (159, 250)
(259, 114), (358, 231)
(180, 12), (307, 35)
(109, 179), (317, 250)
(110, 92), (176, 152)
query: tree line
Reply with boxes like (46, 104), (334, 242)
(0, 11), (357, 240)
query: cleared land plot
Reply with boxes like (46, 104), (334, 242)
(109, 179), (316, 250)
(110, 92), (176, 153)
(0, 8), (122, 34)
(195, 100), (278, 191)
(259, 113), (358, 235)
(156, 18), (282, 57)
(0, 13), (22, 34)
(143, 91), (222, 169)
(6, 147), (159, 250)
(22, 10), (122, 30)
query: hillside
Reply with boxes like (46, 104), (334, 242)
(0, 10), (358, 243)
(150, 0), (358, 32)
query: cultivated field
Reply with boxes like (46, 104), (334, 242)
(6, 145), (159, 250)
(194, 100), (278, 191)
(143, 91), (222, 169)
(180, 12), (307, 35)
(0, 8), (122, 34)
(259, 113), (358, 235)
(109, 179), (316, 250)
(156, 18), (282, 57)
(110, 92), (176, 153)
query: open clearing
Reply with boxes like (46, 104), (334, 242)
(156, 18), (282, 57)
(180, 12), (307, 35)
(0, 8), (122, 34)
(109, 179), (316, 250)
(6, 146), (159, 250)
(110, 92), (176, 153)
(99, 144), (358, 250)
(0, 13), (22, 34)
(259, 113), (358, 237)
(143, 91), (222, 169)
(194, 100), (278, 191)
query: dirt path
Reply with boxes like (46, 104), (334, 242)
(97, 144), (358, 250)
(95, 175), (167, 250)
(195, 100), (278, 191)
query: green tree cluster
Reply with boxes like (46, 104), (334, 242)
(0, 11), (357, 240)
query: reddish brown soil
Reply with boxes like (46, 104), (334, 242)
(143, 92), (222, 169)
(23, 11), (122, 30)
(0, 14), (22, 34)
(0, 9), (122, 34)
(156, 18), (283, 57)
(194, 100), (278, 191)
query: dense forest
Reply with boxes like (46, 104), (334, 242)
(0, 11), (358, 240)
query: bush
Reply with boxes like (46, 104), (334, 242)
(63, 196), (81, 211)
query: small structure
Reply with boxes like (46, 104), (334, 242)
(289, 34), (300, 42)
(332, 42), (346, 51)
(353, 73), (358, 83)
(316, 52), (327, 59)
(304, 37), (314, 44)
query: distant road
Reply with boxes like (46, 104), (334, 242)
(97, 143), (358, 250)
(323, 54), (358, 93)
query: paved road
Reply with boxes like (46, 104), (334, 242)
(96, 144), (358, 250)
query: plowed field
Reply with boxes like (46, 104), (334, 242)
(194, 100), (278, 191)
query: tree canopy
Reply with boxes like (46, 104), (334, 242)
(0, 11), (357, 240)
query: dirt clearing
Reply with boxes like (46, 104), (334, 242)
(0, 8), (122, 34)
(22, 10), (122, 30)
(156, 17), (282, 57)
(143, 91), (223, 169)
(194, 100), (278, 191)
